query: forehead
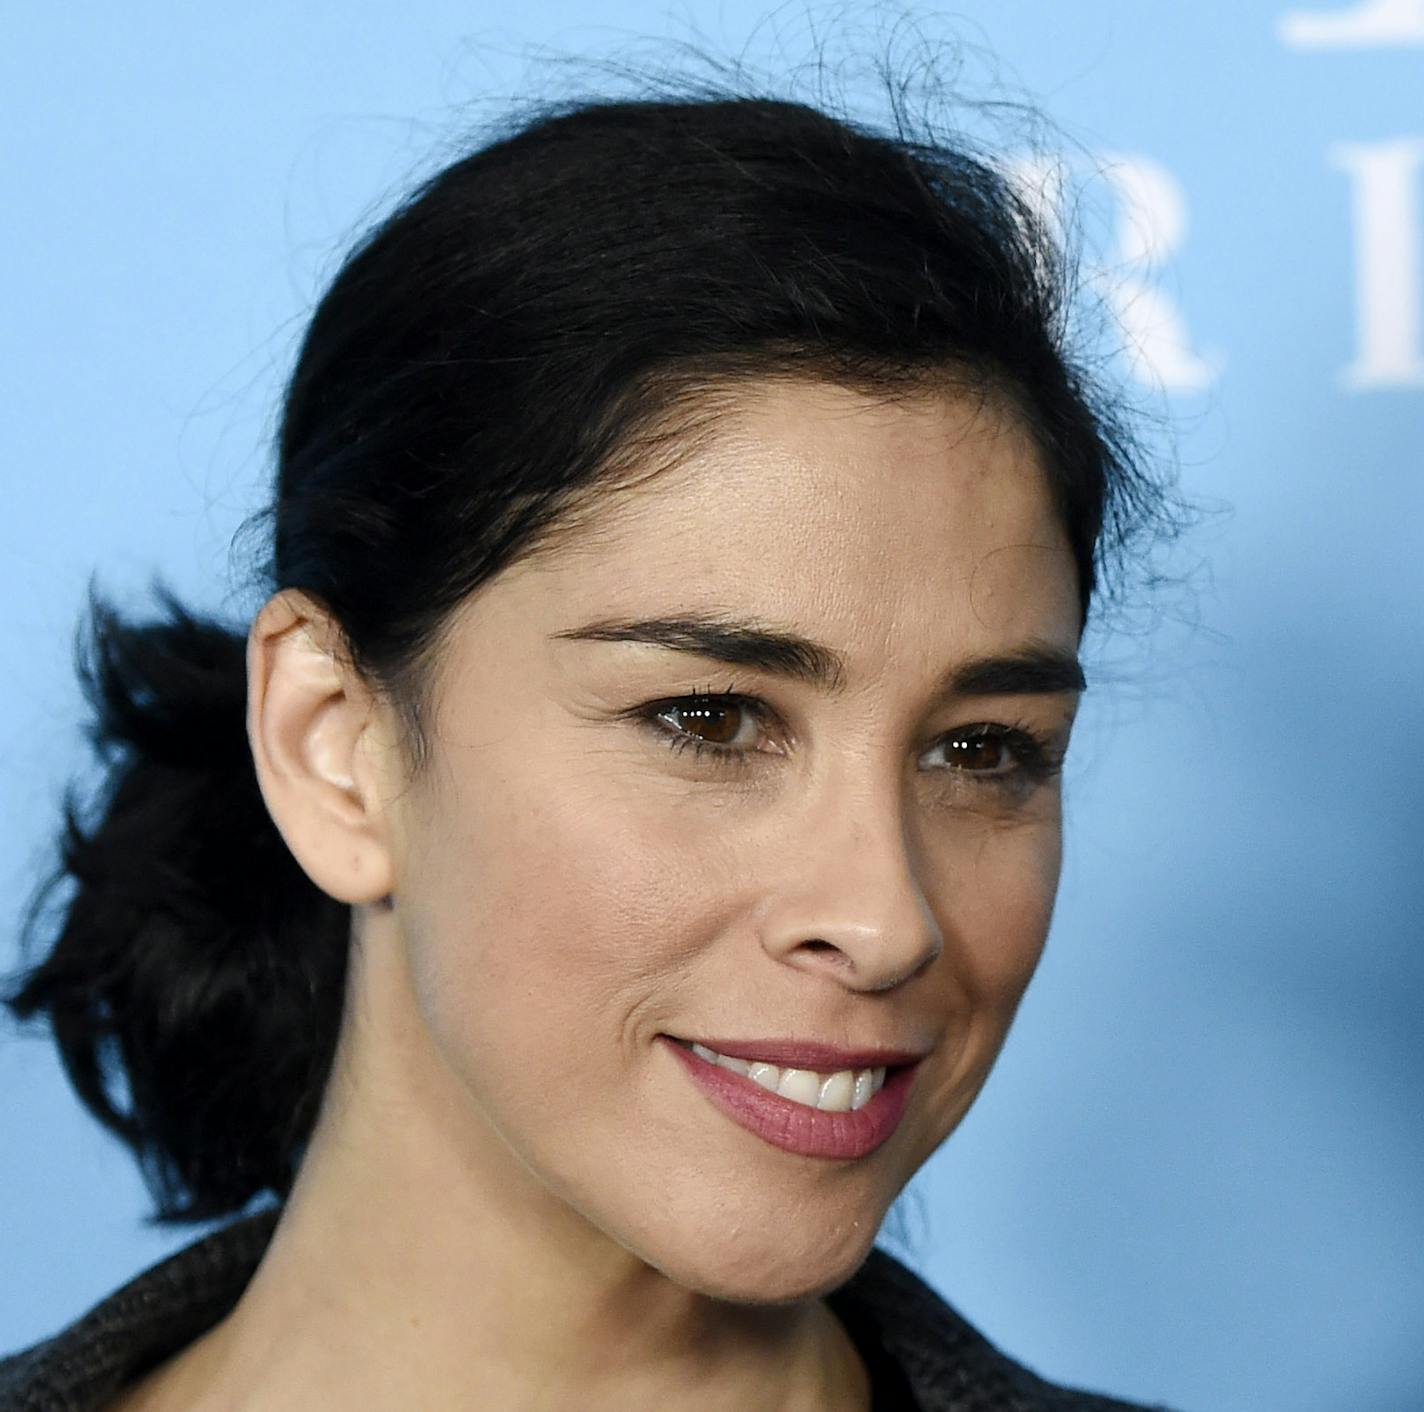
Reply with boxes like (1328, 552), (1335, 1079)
(502, 379), (1081, 666)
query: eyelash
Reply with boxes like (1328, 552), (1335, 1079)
(636, 685), (1065, 790)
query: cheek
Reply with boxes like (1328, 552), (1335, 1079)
(935, 813), (1062, 1010)
(905, 816), (1060, 1154)
(399, 755), (739, 1086)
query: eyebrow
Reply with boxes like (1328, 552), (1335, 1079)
(550, 613), (1085, 697)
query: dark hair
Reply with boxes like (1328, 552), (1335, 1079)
(6, 82), (1167, 1221)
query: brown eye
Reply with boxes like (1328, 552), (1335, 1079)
(923, 723), (1057, 781)
(663, 700), (740, 745)
(652, 691), (768, 751)
(942, 730), (1011, 772)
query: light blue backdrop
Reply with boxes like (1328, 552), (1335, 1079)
(2, 5), (1420, 1411)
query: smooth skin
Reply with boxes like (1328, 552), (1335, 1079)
(111, 379), (1083, 1412)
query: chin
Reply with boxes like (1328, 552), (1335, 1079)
(646, 1210), (884, 1306)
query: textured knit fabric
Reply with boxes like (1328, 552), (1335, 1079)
(0, 1209), (1173, 1411)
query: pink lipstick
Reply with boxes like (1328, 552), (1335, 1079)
(660, 1036), (919, 1160)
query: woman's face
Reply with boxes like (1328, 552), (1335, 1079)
(378, 379), (1083, 1302)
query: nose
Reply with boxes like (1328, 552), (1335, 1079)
(755, 779), (944, 993)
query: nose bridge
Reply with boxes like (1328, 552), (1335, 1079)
(757, 750), (944, 991)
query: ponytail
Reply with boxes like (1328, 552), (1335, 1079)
(6, 588), (349, 1221)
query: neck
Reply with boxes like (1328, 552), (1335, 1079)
(120, 907), (870, 1412)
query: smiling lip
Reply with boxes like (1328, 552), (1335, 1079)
(668, 1037), (926, 1069)
(660, 1036), (921, 1160)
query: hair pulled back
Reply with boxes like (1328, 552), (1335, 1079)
(7, 80), (1163, 1220)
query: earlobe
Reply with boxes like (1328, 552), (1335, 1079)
(246, 590), (399, 905)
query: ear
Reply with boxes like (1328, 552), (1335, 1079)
(246, 589), (401, 905)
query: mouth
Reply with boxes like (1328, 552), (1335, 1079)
(660, 1035), (922, 1160)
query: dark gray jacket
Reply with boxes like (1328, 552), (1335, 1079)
(0, 1209), (1172, 1410)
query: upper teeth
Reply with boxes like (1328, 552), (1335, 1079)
(689, 1043), (887, 1112)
